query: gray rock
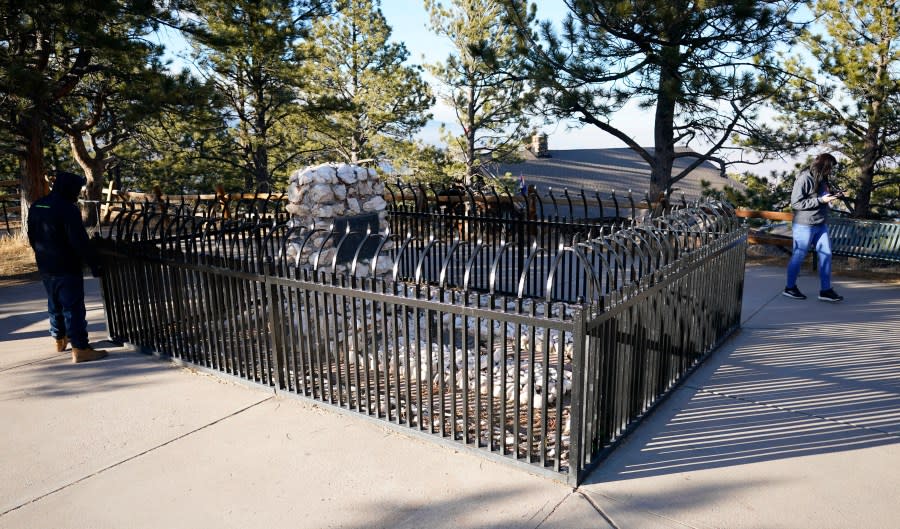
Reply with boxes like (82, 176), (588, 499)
(362, 196), (386, 212)
(337, 164), (357, 184)
(313, 205), (335, 218)
(314, 165), (336, 184)
(308, 184), (335, 204)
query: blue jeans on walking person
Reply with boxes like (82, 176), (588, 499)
(786, 223), (832, 291)
(41, 274), (89, 349)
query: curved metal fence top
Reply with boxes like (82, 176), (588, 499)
(100, 197), (743, 304)
(383, 180), (690, 222)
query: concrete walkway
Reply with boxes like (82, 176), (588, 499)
(1, 265), (898, 529)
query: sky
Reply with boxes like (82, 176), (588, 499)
(379, 1), (658, 151)
(157, 1), (794, 175)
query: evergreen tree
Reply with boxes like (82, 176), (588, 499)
(115, 80), (245, 194)
(426, 0), (532, 185)
(185, 0), (333, 190)
(746, 0), (900, 218)
(56, 60), (203, 225)
(0, 0), (171, 232)
(501, 0), (800, 201)
(300, 0), (433, 165)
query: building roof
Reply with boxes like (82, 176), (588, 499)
(490, 147), (744, 200)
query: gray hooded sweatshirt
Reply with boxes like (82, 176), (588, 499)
(790, 168), (829, 226)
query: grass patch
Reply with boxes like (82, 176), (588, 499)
(0, 233), (38, 285)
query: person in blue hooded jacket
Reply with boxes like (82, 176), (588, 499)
(27, 170), (107, 362)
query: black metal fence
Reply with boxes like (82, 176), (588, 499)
(383, 180), (680, 223)
(96, 199), (746, 484)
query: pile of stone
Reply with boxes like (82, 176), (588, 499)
(285, 163), (391, 274)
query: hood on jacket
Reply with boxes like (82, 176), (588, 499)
(51, 170), (86, 203)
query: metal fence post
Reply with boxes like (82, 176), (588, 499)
(567, 307), (587, 486)
(266, 273), (286, 391)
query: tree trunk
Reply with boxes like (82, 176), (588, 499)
(254, 144), (269, 192)
(853, 125), (879, 218)
(69, 134), (107, 228)
(18, 112), (49, 240)
(465, 82), (477, 186)
(650, 57), (680, 201)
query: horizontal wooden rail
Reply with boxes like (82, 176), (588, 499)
(747, 232), (792, 247)
(735, 209), (794, 221)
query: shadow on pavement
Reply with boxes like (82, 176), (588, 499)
(332, 487), (560, 529)
(584, 278), (900, 484)
(0, 349), (178, 400)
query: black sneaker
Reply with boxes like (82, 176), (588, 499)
(818, 288), (844, 302)
(783, 286), (807, 300)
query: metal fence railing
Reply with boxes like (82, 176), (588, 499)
(96, 200), (746, 484)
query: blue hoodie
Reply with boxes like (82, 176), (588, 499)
(27, 171), (100, 276)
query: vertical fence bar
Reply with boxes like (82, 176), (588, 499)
(568, 308), (586, 485)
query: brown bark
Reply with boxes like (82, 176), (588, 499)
(650, 53), (680, 201)
(69, 133), (108, 228)
(852, 114), (881, 218)
(465, 82), (477, 186)
(18, 112), (50, 240)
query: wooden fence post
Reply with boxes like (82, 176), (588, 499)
(215, 184), (230, 219)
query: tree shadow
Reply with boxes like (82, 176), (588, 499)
(325, 486), (559, 529)
(0, 309), (105, 343)
(0, 347), (185, 400)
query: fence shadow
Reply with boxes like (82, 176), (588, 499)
(583, 285), (900, 484)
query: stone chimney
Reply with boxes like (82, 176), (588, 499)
(531, 132), (549, 158)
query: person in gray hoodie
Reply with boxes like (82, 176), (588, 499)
(783, 153), (844, 302)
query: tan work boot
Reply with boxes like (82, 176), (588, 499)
(54, 337), (69, 352)
(72, 346), (108, 363)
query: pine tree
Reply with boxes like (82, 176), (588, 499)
(746, 0), (900, 218)
(501, 0), (800, 201)
(57, 60), (205, 225)
(186, 0), (333, 190)
(300, 0), (433, 165)
(0, 0), (172, 232)
(114, 79), (245, 194)
(426, 0), (533, 185)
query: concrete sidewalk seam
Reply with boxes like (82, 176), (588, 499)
(580, 490), (709, 529)
(741, 289), (783, 325)
(0, 396), (274, 519)
(0, 353), (70, 373)
(533, 491), (576, 529)
(686, 384), (900, 441)
(573, 490), (620, 529)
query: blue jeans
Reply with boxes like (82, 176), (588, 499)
(41, 274), (89, 349)
(786, 223), (832, 291)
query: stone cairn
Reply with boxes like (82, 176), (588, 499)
(285, 163), (392, 276)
